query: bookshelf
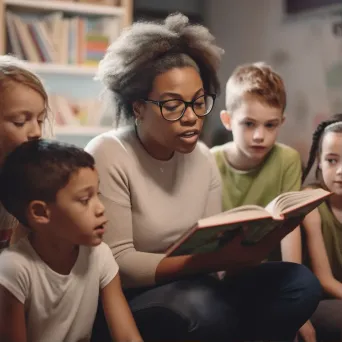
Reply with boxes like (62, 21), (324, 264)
(54, 125), (111, 136)
(0, 0), (133, 140)
(3, 0), (125, 16)
(24, 61), (98, 75)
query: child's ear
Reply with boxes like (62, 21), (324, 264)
(28, 201), (50, 225)
(281, 115), (286, 125)
(220, 110), (232, 130)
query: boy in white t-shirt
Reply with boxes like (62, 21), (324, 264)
(0, 140), (142, 342)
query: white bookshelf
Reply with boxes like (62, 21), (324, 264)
(55, 125), (112, 136)
(25, 62), (97, 75)
(4, 0), (125, 16)
(0, 0), (132, 139)
(0, 0), (133, 58)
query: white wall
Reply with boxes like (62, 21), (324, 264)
(203, 0), (342, 162)
(203, 0), (280, 140)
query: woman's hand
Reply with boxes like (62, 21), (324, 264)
(212, 216), (303, 272)
(157, 216), (303, 283)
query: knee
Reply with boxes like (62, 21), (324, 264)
(311, 300), (342, 341)
(289, 263), (322, 302)
(183, 283), (234, 327)
(134, 278), (238, 341)
(171, 279), (238, 339)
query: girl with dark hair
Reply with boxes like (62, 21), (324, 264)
(301, 113), (342, 341)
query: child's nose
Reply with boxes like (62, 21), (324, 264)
(95, 199), (105, 216)
(28, 122), (42, 140)
(336, 165), (342, 175)
(253, 127), (265, 141)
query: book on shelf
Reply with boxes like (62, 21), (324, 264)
(75, 0), (120, 5)
(166, 188), (331, 257)
(5, 10), (122, 65)
(49, 94), (107, 127)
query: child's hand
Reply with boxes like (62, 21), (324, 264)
(101, 274), (143, 342)
(297, 320), (316, 342)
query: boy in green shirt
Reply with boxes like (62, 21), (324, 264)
(211, 62), (313, 340)
(211, 62), (302, 258)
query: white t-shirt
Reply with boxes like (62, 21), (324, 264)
(0, 203), (17, 252)
(0, 238), (119, 342)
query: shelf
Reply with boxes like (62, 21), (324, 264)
(54, 125), (112, 136)
(23, 62), (98, 75)
(4, 0), (125, 16)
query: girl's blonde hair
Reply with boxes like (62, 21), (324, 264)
(0, 55), (48, 100)
(0, 55), (50, 249)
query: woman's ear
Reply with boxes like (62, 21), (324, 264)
(133, 100), (145, 120)
(27, 201), (50, 225)
(220, 110), (232, 130)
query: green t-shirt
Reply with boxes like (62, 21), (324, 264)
(211, 142), (302, 210)
(315, 201), (342, 282)
(211, 143), (302, 261)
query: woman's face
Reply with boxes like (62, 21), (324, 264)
(135, 67), (208, 160)
(0, 82), (45, 165)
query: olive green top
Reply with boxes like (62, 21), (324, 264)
(211, 142), (302, 260)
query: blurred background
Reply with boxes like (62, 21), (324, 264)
(1, 0), (342, 165)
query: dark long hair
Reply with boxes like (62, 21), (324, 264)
(302, 114), (342, 184)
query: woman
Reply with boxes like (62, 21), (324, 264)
(0, 55), (49, 250)
(86, 13), (321, 341)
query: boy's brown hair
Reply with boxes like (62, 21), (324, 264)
(225, 62), (286, 113)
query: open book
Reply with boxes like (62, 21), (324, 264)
(166, 188), (331, 257)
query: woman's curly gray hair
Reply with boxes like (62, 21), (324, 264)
(96, 13), (224, 126)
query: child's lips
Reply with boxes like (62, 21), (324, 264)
(333, 181), (342, 185)
(94, 220), (108, 231)
(250, 145), (267, 152)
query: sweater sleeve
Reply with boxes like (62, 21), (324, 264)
(85, 134), (165, 288)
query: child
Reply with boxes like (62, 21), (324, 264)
(301, 114), (342, 341)
(0, 55), (49, 251)
(211, 62), (302, 262)
(211, 61), (314, 341)
(0, 140), (142, 342)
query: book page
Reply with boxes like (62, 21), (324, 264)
(265, 188), (330, 217)
(167, 216), (282, 257)
(167, 222), (243, 256)
(197, 205), (271, 228)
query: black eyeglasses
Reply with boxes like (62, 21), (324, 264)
(142, 94), (216, 122)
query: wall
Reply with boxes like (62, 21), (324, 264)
(203, 0), (276, 143)
(134, 0), (203, 15)
(203, 0), (342, 164)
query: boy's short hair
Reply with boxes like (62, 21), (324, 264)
(0, 140), (95, 226)
(225, 62), (286, 113)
